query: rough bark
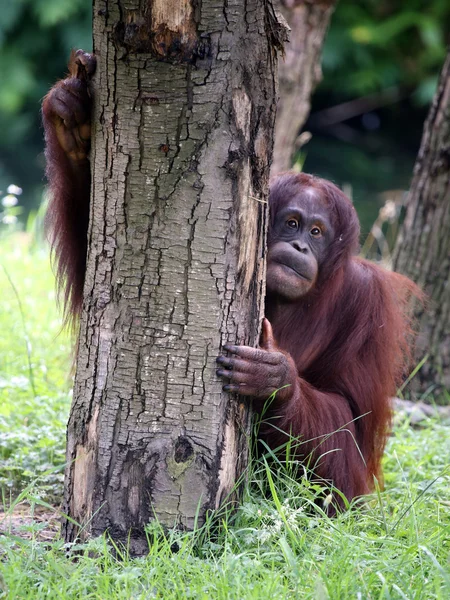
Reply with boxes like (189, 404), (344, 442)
(393, 52), (450, 398)
(271, 0), (336, 175)
(62, 0), (284, 554)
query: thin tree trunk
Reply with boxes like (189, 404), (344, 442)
(271, 0), (336, 175)
(62, 0), (284, 554)
(393, 51), (450, 398)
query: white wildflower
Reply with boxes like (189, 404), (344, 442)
(2, 194), (18, 208)
(7, 184), (22, 195)
(2, 214), (17, 225)
(379, 200), (397, 222)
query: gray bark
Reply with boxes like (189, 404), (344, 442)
(272, 0), (336, 175)
(393, 51), (450, 398)
(62, 0), (284, 554)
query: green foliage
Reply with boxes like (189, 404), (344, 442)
(0, 0), (90, 115)
(32, 0), (88, 27)
(322, 0), (449, 101)
(0, 233), (71, 502)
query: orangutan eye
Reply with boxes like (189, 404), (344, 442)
(310, 226), (322, 237)
(286, 219), (298, 229)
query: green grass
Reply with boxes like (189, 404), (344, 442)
(0, 233), (72, 503)
(0, 232), (449, 599)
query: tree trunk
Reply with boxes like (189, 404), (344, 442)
(62, 0), (284, 554)
(271, 0), (336, 175)
(393, 52), (450, 398)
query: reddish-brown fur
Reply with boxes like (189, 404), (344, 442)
(262, 173), (419, 503)
(42, 50), (93, 324)
(42, 115), (90, 322)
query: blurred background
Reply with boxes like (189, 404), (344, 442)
(0, 0), (449, 235)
